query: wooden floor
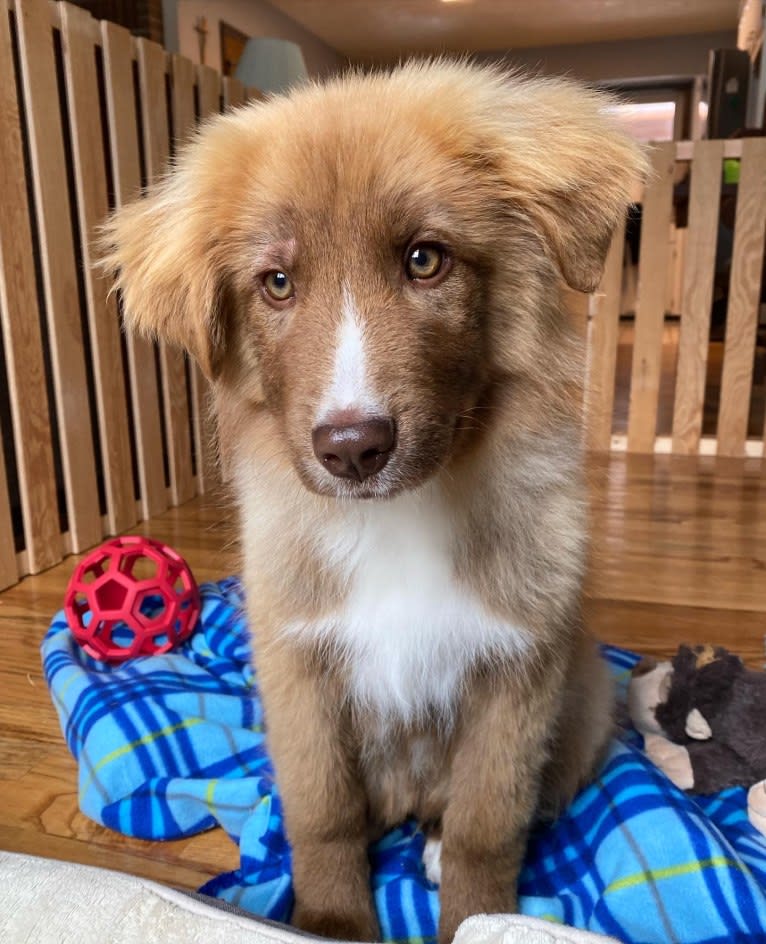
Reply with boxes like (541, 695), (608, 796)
(1, 453), (765, 893)
(0, 493), (241, 891)
(586, 454), (766, 664)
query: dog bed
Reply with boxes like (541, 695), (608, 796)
(0, 852), (620, 944)
(41, 578), (766, 943)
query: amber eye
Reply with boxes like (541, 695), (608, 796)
(405, 243), (446, 281)
(261, 270), (295, 302)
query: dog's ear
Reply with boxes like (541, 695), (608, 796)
(495, 78), (648, 293)
(100, 147), (230, 380)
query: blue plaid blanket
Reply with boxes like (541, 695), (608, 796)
(42, 577), (766, 944)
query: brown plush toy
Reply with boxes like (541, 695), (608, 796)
(627, 644), (766, 837)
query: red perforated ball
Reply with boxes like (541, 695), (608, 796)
(64, 536), (201, 663)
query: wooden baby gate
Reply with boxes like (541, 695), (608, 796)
(0, 0), (260, 589)
(585, 138), (766, 459)
(1, 0), (765, 592)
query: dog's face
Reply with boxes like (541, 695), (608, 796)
(226, 119), (500, 499)
(104, 63), (645, 500)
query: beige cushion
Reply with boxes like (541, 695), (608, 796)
(0, 851), (618, 944)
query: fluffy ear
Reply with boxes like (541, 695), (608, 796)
(496, 77), (649, 293)
(100, 153), (228, 380)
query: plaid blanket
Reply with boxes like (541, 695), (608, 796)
(42, 577), (766, 944)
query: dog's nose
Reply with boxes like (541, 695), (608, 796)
(312, 417), (396, 482)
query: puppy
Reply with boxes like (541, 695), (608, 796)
(104, 61), (646, 943)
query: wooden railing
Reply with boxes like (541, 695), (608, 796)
(0, 0), (255, 588)
(586, 138), (766, 458)
(2, 0), (765, 591)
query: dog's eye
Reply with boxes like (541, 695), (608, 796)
(261, 270), (295, 303)
(405, 244), (447, 282)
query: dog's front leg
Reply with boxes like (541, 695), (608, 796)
(257, 639), (379, 941)
(438, 667), (561, 944)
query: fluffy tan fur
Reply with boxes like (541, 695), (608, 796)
(103, 61), (647, 943)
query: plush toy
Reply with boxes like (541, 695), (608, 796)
(627, 644), (766, 837)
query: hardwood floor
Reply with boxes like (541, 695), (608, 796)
(586, 453), (766, 665)
(0, 492), (240, 891)
(0, 453), (764, 891)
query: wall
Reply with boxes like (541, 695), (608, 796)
(174, 0), (346, 77)
(162, 0), (178, 51)
(77, 0), (164, 42)
(476, 31), (738, 85)
(742, 5), (766, 127)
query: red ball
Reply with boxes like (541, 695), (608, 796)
(64, 537), (201, 663)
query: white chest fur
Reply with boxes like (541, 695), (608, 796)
(284, 483), (531, 723)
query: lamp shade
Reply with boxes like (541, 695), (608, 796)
(234, 37), (308, 95)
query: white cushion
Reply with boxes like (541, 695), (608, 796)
(0, 851), (618, 944)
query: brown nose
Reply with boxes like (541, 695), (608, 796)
(312, 417), (396, 482)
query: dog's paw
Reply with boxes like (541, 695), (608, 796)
(423, 837), (442, 885)
(644, 734), (695, 790)
(438, 859), (519, 944)
(292, 903), (380, 942)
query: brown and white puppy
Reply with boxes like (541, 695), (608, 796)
(103, 62), (646, 944)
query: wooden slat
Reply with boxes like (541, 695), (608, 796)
(586, 216), (626, 451)
(222, 75), (245, 109)
(170, 54), (213, 496)
(0, 437), (19, 589)
(193, 64), (223, 492)
(671, 140), (725, 455)
(171, 54), (196, 141)
(0, 1), (61, 574)
(675, 139), (743, 161)
(100, 21), (167, 520)
(717, 138), (766, 457)
(13, 0), (101, 553)
(197, 64), (221, 118)
(626, 142), (676, 453)
(137, 37), (195, 508)
(59, 2), (136, 536)
(0, 275), (18, 589)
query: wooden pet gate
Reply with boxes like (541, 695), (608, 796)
(586, 138), (766, 459)
(1, 0), (765, 593)
(0, 0), (258, 590)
